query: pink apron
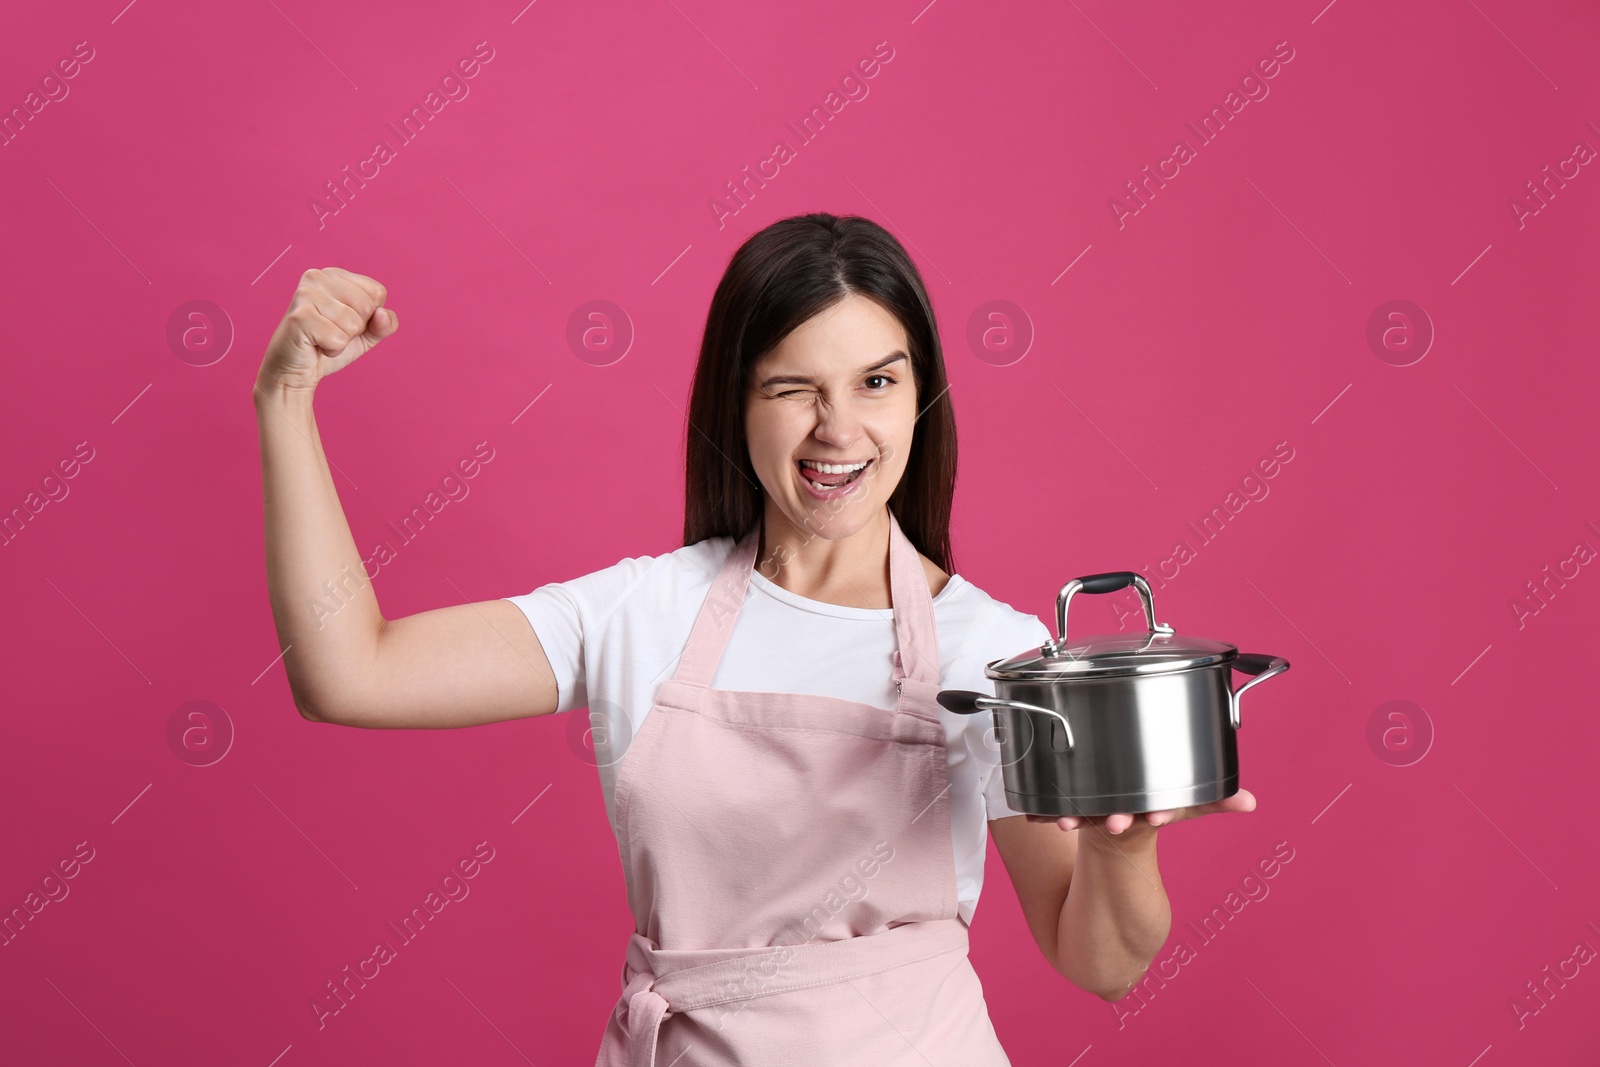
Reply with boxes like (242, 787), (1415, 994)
(595, 510), (1012, 1066)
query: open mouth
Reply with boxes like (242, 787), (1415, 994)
(796, 457), (872, 494)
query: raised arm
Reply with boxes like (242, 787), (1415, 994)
(253, 267), (559, 728)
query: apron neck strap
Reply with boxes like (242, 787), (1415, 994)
(671, 509), (941, 688)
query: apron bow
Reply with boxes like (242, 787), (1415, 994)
(619, 966), (670, 1067)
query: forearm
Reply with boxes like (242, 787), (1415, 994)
(1056, 829), (1172, 1000)
(254, 380), (382, 718)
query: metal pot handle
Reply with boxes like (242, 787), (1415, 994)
(1230, 653), (1289, 730)
(1043, 571), (1174, 657)
(936, 690), (1074, 752)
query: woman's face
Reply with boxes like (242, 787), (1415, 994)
(744, 292), (918, 544)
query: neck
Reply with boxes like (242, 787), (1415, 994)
(756, 501), (893, 608)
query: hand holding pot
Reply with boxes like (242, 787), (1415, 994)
(1023, 786), (1258, 838)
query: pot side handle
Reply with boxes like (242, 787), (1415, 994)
(936, 690), (1075, 752)
(1229, 654), (1289, 730)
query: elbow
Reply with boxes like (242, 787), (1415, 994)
(291, 682), (348, 725)
(1095, 978), (1141, 1003)
(1060, 973), (1129, 1003)
(1054, 952), (1160, 1002)
(1067, 969), (1146, 1003)
(1099, 942), (1169, 1001)
(1097, 955), (1164, 1003)
(293, 688), (329, 723)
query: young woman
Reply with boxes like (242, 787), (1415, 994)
(253, 212), (1251, 1063)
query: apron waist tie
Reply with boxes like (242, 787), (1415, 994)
(615, 917), (970, 1067)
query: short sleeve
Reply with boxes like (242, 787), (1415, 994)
(981, 614), (1053, 821)
(501, 555), (655, 715)
(981, 758), (1026, 821)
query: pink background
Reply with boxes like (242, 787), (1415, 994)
(3, 0), (1597, 1063)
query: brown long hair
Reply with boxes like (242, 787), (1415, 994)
(681, 212), (957, 573)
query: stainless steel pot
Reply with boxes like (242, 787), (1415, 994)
(937, 571), (1289, 817)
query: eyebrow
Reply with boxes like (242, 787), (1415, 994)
(756, 351), (908, 390)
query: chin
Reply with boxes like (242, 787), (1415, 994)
(782, 501), (877, 539)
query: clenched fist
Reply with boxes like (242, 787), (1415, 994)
(256, 267), (398, 393)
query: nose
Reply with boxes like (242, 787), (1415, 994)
(811, 394), (863, 451)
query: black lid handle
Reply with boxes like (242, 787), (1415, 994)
(1076, 571), (1138, 594)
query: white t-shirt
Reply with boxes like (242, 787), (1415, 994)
(503, 536), (1051, 926)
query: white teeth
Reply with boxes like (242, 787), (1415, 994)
(799, 459), (869, 475)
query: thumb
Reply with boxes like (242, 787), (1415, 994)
(364, 306), (399, 343)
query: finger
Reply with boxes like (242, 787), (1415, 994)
(297, 313), (357, 358)
(1200, 791), (1257, 816)
(1058, 816), (1080, 831)
(1145, 808), (1181, 826)
(315, 270), (385, 331)
(322, 266), (388, 309)
(309, 290), (368, 340)
(1105, 812), (1134, 834)
(1185, 792), (1259, 821)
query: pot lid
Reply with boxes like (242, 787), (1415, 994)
(986, 629), (1238, 680)
(984, 569), (1237, 680)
